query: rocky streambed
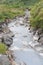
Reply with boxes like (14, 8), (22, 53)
(0, 10), (43, 65)
(0, 21), (14, 46)
(8, 15), (43, 65)
(0, 19), (14, 65)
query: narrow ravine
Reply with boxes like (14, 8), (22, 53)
(8, 10), (43, 65)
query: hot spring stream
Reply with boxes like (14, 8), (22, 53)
(8, 16), (43, 65)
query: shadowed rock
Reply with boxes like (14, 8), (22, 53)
(2, 36), (13, 47)
(39, 37), (43, 45)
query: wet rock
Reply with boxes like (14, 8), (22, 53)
(32, 28), (38, 35)
(33, 30), (41, 41)
(0, 24), (14, 45)
(0, 55), (11, 65)
(2, 36), (13, 47)
(28, 26), (35, 33)
(1, 23), (11, 33)
(37, 29), (43, 35)
(33, 35), (39, 41)
(0, 22), (9, 33)
(5, 31), (14, 37)
(33, 31), (36, 35)
(0, 33), (3, 42)
(39, 33), (43, 38)
(5, 18), (11, 23)
(2, 23), (7, 28)
(39, 37), (43, 45)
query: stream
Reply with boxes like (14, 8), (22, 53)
(8, 12), (43, 65)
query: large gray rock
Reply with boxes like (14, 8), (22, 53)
(39, 37), (43, 45)
(0, 55), (11, 65)
(2, 36), (13, 47)
(6, 32), (14, 37)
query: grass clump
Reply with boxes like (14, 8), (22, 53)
(0, 4), (24, 22)
(0, 43), (7, 54)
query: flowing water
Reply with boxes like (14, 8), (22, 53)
(8, 14), (43, 65)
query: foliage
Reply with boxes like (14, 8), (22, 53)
(0, 4), (24, 22)
(0, 0), (41, 22)
(0, 43), (7, 54)
(30, 0), (43, 30)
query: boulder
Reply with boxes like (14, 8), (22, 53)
(0, 55), (11, 65)
(2, 36), (13, 47)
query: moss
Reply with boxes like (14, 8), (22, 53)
(0, 43), (7, 54)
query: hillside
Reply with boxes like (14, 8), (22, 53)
(0, 0), (41, 22)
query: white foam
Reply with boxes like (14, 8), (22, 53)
(39, 53), (43, 56)
(21, 48), (29, 51)
(22, 41), (28, 45)
(10, 46), (20, 51)
(33, 35), (39, 41)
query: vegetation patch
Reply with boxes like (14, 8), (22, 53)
(30, 0), (43, 30)
(0, 43), (7, 54)
(0, 0), (41, 22)
(0, 5), (24, 22)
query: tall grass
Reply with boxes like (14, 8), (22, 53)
(30, 0), (43, 30)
